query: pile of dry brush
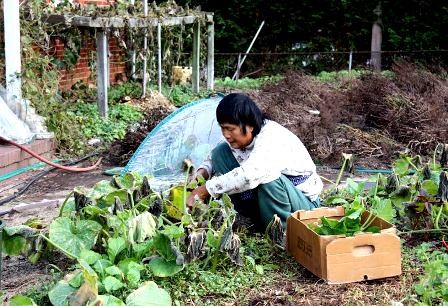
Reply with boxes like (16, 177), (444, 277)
(252, 61), (448, 167)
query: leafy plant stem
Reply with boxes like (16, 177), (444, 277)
(433, 203), (444, 230)
(46, 263), (63, 273)
(407, 157), (419, 171)
(373, 174), (380, 197)
(398, 228), (448, 235)
(320, 175), (335, 185)
(335, 158), (348, 187)
(58, 191), (74, 217)
(183, 163), (193, 215)
(39, 233), (77, 259)
(160, 215), (174, 225)
(101, 229), (111, 238)
(433, 143), (442, 169)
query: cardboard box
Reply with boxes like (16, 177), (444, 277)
(286, 206), (401, 284)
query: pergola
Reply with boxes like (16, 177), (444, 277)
(3, 2), (214, 118)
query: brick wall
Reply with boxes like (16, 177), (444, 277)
(0, 0), (127, 90)
(52, 35), (127, 90)
(52, 0), (129, 90)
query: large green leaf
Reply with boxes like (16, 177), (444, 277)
(97, 295), (126, 306)
(393, 158), (409, 176)
(125, 281), (172, 306)
(148, 256), (183, 277)
(107, 237), (126, 263)
(103, 276), (124, 293)
(79, 249), (102, 265)
(49, 217), (102, 257)
(421, 179), (438, 196)
(105, 265), (123, 277)
(345, 179), (365, 196)
(120, 172), (137, 189)
(3, 225), (37, 237)
(126, 265), (142, 288)
(159, 224), (184, 239)
(48, 281), (76, 306)
(152, 234), (175, 261)
(87, 180), (118, 199)
(2, 235), (27, 256)
(101, 190), (129, 207)
(9, 295), (37, 306)
(371, 197), (395, 221)
(93, 259), (113, 277)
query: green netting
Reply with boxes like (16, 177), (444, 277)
(124, 94), (224, 191)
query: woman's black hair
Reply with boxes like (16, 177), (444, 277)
(216, 93), (267, 136)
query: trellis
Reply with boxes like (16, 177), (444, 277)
(3, 2), (214, 118)
(45, 13), (214, 118)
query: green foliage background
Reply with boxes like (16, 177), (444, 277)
(177, 0), (448, 52)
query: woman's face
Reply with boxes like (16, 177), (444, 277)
(220, 123), (254, 149)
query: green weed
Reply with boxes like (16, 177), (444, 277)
(215, 76), (283, 90)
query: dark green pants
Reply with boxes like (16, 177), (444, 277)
(211, 143), (320, 229)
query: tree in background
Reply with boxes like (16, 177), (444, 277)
(175, 0), (448, 74)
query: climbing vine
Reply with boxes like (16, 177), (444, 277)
(10, 0), (210, 156)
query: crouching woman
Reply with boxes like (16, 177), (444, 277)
(187, 93), (322, 229)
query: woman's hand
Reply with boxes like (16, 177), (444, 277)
(188, 168), (210, 184)
(187, 185), (210, 208)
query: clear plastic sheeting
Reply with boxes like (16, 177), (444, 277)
(124, 94), (224, 191)
(0, 94), (34, 144)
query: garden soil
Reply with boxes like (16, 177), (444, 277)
(2, 62), (446, 304)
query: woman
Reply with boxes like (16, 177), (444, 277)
(187, 93), (322, 229)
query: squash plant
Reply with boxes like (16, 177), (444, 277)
(2, 172), (244, 305)
(318, 146), (448, 236)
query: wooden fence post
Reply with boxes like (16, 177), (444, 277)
(96, 30), (109, 118)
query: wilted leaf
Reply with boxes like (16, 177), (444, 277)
(128, 212), (157, 244)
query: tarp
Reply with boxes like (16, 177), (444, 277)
(0, 90), (34, 144)
(124, 94), (224, 191)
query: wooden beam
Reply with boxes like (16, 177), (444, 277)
(96, 30), (109, 118)
(44, 14), (212, 28)
(4, 1), (22, 100)
(142, 0), (148, 97)
(192, 22), (200, 93)
(207, 21), (214, 91)
(157, 23), (162, 94)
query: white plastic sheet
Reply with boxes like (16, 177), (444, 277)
(124, 95), (224, 191)
(0, 95), (34, 144)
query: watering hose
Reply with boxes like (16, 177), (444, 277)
(0, 136), (102, 172)
(0, 151), (100, 207)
